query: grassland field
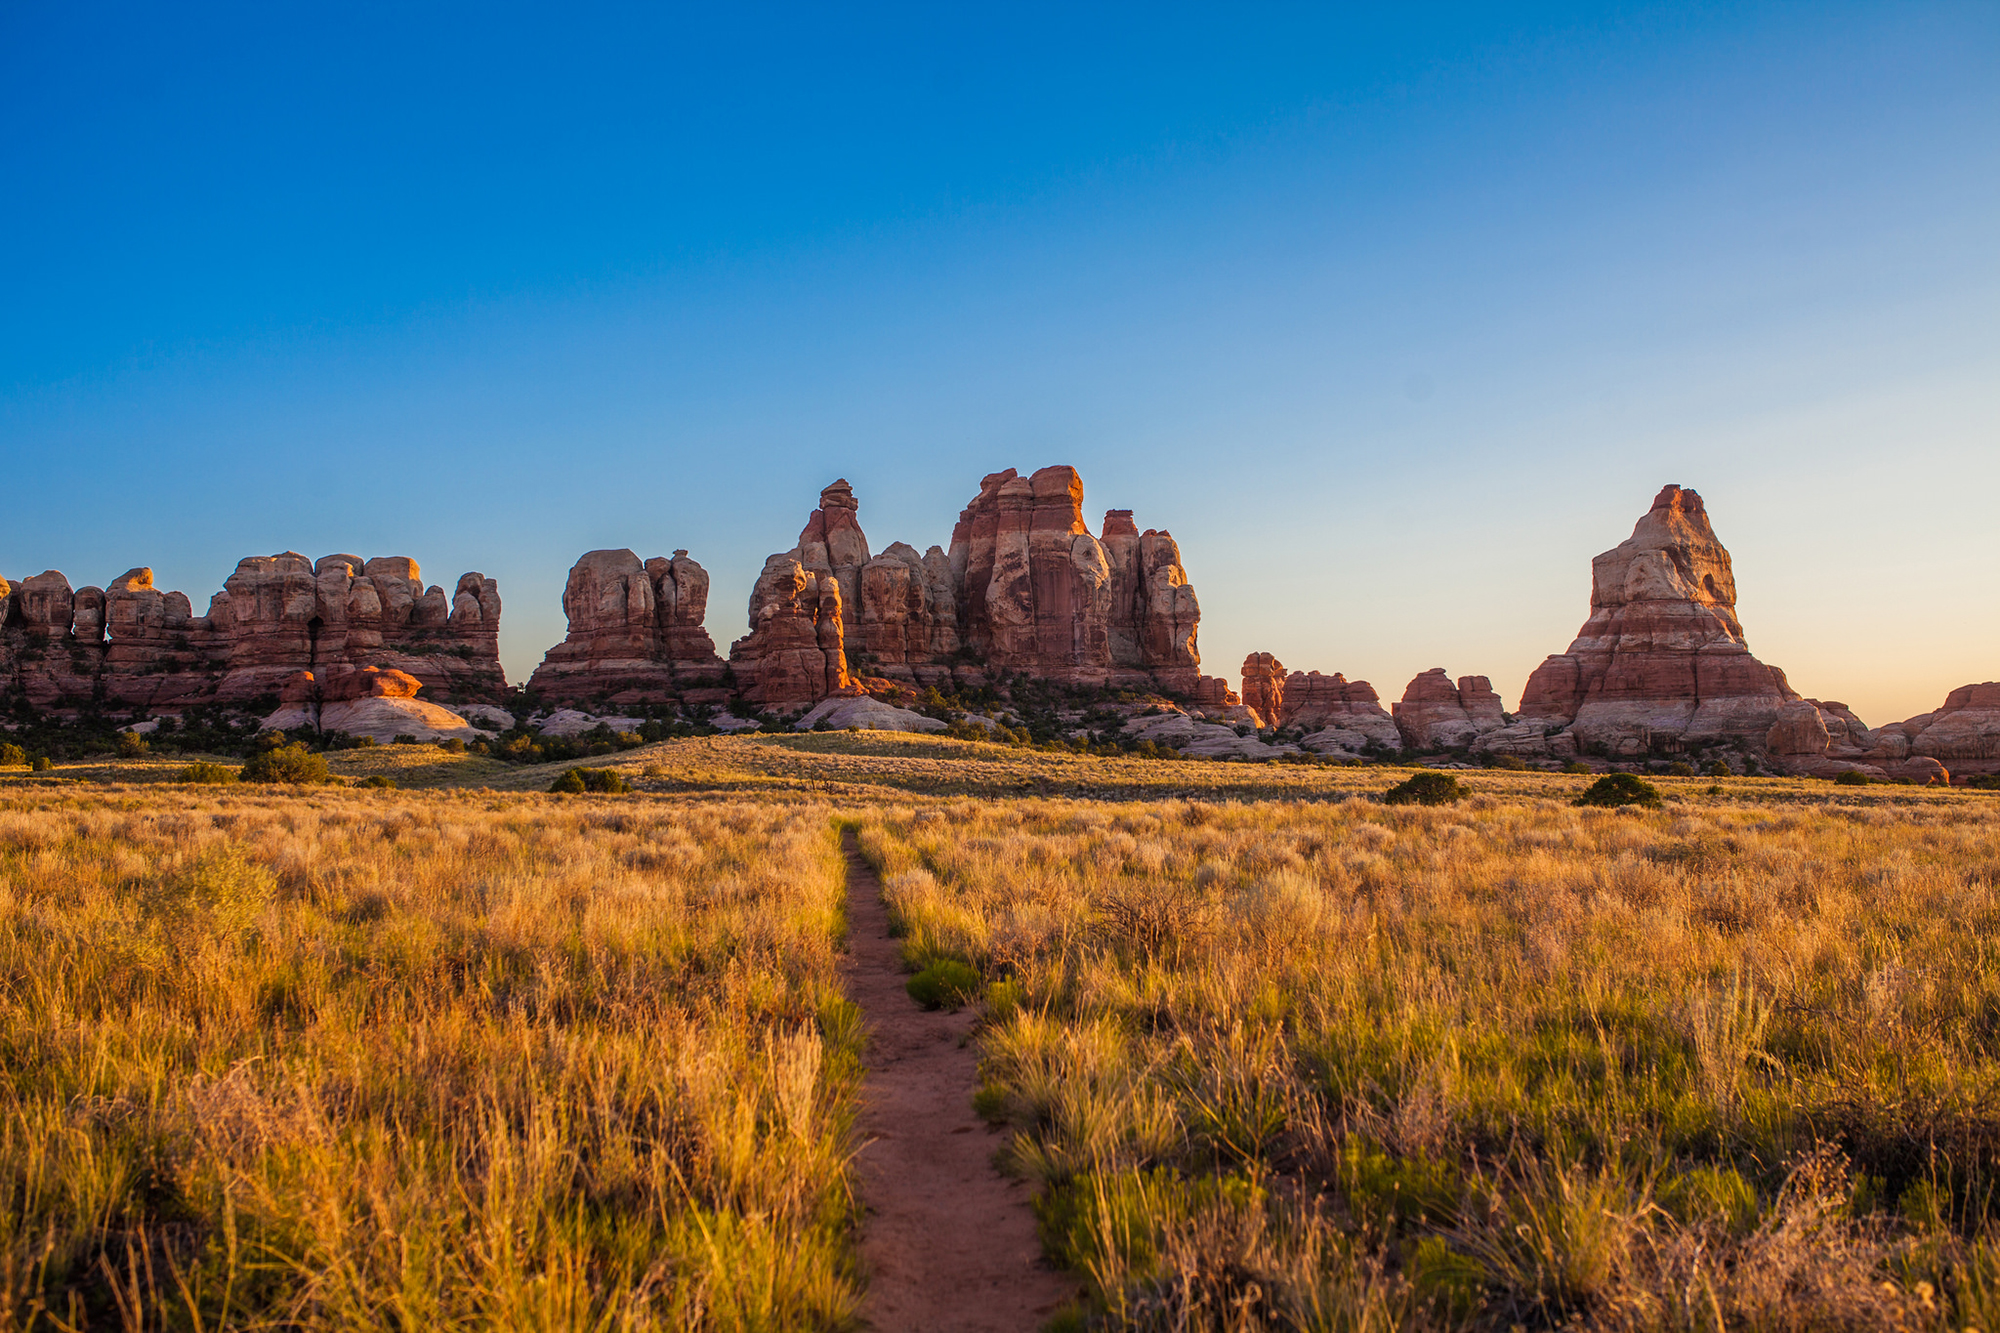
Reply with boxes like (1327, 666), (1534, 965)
(0, 731), (1996, 1330)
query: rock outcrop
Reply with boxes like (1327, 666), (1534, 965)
(729, 469), (1207, 710)
(1, 554), (505, 715)
(1484, 485), (1799, 760)
(1896, 683), (2000, 779)
(950, 470), (1200, 694)
(1240, 653), (1286, 727)
(526, 549), (727, 706)
(1393, 669), (1507, 750)
(1768, 684), (1997, 784)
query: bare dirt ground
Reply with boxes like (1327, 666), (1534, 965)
(841, 831), (1076, 1332)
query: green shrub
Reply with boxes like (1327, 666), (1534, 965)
(1967, 775), (2000, 791)
(240, 742), (330, 785)
(1487, 753), (1529, 770)
(549, 766), (630, 795)
(356, 774), (399, 789)
(1381, 771), (1466, 806)
(1834, 769), (1872, 786)
(1708, 759), (1734, 777)
(1575, 772), (1661, 808)
(1666, 760), (1697, 777)
(29, 756), (51, 773)
(906, 960), (981, 1010)
(117, 731), (149, 758)
(176, 761), (239, 785)
(1561, 759), (1591, 773)
(0, 742), (24, 767)
(392, 734), (418, 745)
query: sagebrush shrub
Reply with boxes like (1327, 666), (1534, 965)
(1575, 772), (1660, 808)
(1381, 771), (1465, 806)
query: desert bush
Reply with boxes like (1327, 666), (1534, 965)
(175, 760), (239, 784)
(0, 742), (24, 766)
(116, 730), (149, 757)
(549, 765), (630, 794)
(355, 773), (398, 788)
(29, 755), (51, 772)
(906, 959), (981, 1009)
(1381, 770), (1466, 805)
(240, 741), (330, 784)
(1835, 768), (1873, 786)
(1709, 758), (1735, 777)
(1575, 771), (1661, 807)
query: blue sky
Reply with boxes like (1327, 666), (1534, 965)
(4, 3), (1995, 724)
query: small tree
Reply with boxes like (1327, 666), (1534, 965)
(241, 742), (329, 785)
(0, 743), (25, 767)
(1833, 769), (1872, 786)
(1381, 771), (1466, 806)
(1708, 759), (1734, 778)
(1575, 773), (1661, 809)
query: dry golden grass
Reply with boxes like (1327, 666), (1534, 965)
(860, 785), (2000, 1330)
(0, 786), (859, 1330)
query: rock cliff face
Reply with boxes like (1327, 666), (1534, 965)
(1766, 684), (1998, 784)
(1393, 669), (1507, 750)
(949, 470), (1200, 694)
(526, 549), (726, 706)
(1894, 684), (2000, 780)
(0, 555), (504, 714)
(1484, 485), (1799, 759)
(728, 468), (1206, 710)
(1228, 654), (1400, 752)
(1239, 653), (1286, 727)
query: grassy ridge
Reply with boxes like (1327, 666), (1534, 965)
(862, 789), (2000, 1329)
(0, 789), (860, 1329)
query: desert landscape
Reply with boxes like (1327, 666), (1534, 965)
(2, 475), (1998, 1328)
(8, 7), (1997, 1328)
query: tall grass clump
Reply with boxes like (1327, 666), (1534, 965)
(0, 789), (861, 1329)
(862, 786), (2000, 1328)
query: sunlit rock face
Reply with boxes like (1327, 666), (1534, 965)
(527, 548), (726, 707)
(727, 468), (1208, 710)
(1497, 485), (1800, 758)
(1, 555), (504, 713)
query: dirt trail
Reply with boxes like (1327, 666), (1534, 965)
(841, 830), (1074, 1332)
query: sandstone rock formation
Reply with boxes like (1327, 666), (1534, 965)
(1760, 699), (1949, 783)
(731, 551), (856, 709)
(1896, 683), (2000, 779)
(792, 694), (946, 734)
(1484, 485), (1799, 760)
(950, 470), (1199, 694)
(1393, 669), (1508, 750)
(1768, 684), (1999, 783)
(728, 469), (1207, 710)
(1240, 653), (1286, 727)
(1, 554), (504, 716)
(526, 549), (726, 706)
(211, 554), (503, 704)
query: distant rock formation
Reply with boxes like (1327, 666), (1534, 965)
(1765, 683), (1995, 784)
(1240, 653), (1286, 726)
(729, 468), (1207, 710)
(526, 549), (727, 706)
(949, 468), (1200, 695)
(1393, 669), (1507, 750)
(210, 554), (503, 704)
(1, 554), (502, 715)
(1480, 485), (1799, 760)
(1897, 683), (2000, 779)
(1228, 653), (1399, 753)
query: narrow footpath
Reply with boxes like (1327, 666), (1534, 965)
(840, 830), (1074, 1332)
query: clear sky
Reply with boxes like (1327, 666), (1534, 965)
(4, 3), (1995, 726)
